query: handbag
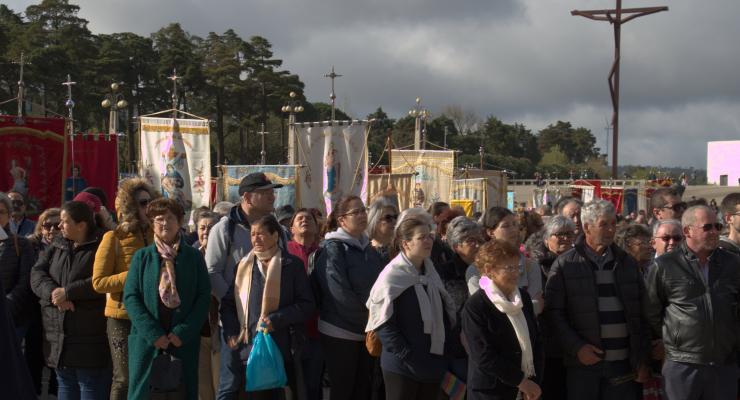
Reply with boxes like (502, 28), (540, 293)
(149, 350), (183, 393)
(246, 330), (288, 391)
(365, 330), (382, 357)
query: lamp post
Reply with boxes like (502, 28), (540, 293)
(281, 91), (304, 164)
(101, 82), (128, 138)
(408, 97), (430, 150)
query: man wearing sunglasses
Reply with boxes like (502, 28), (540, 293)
(651, 219), (683, 257)
(649, 187), (686, 224)
(645, 205), (740, 400)
(7, 191), (36, 237)
(718, 193), (740, 256)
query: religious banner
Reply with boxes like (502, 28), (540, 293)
(64, 133), (118, 204)
(391, 150), (455, 209)
(139, 117), (211, 214)
(368, 172), (415, 211)
(0, 115), (65, 213)
(294, 121), (369, 215)
(221, 165), (299, 208)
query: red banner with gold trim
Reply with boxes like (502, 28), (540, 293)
(0, 115), (65, 214)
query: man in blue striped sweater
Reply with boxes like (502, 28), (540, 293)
(544, 199), (651, 400)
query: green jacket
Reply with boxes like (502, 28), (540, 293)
(123, 239), (211, 400)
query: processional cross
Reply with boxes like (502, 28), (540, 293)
(168, 69), (181, 118)
(323, 66), (343, 121)
(257, 122), (271, 165)
(62, 74), (78, 191)
(571, 1), (668, 178)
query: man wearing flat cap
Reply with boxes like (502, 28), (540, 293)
(205, 172), (289, 396)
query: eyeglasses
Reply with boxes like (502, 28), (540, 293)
(690, 223), (723, 232)
(381, 214), (398, 223)
(42, 222), (61, 231)
(661, 202), (687, 213)
(655, 235), (683, 243)
(343, 207), (367, 217)
(551, 231), (575, 240)
(627, 240), (652, 248)
(137, 198), (151, 207)
(495, 265), (520, 273)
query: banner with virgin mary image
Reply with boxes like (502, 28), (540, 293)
(139, 117), (211, 213)
(294, 121), (369, 215)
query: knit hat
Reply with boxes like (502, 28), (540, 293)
(73, 192), (102, 213)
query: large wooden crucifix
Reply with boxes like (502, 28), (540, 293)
(571, 1), (668, 178)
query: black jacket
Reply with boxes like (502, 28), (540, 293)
(462, 289), (544, 400)
(543, 238), (650, 369)
(435, 253), (470, 359)
(645, 242), (740, 365)
(0, 280), (36, 399)
(30, 235), (110, 369)
(0, 230), (36, 326)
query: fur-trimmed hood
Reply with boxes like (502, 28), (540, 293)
(114, 177), (160, 234)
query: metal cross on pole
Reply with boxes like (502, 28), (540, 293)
(168, 68), (181, 118)
(323, 66), (342, 121)
(257, 122), (271, 165)
(62, 74), (77, 196)
(571, 1), (668, 178)
(12, 52), (31, 118)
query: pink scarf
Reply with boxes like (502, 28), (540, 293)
(155, 234), (181, 309)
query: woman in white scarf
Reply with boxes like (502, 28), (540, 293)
(461, 240), (543, 400)
(366, 211), (456, 400)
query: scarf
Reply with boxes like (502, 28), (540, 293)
(479, 275), (535, 379)
(154, 234), (181, 309)
(366, 253), (456, 355)
(234, 245), (282, 343)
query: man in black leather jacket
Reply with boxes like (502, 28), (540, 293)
(645, 205), (740, 400)
(545, 200), (650, 400)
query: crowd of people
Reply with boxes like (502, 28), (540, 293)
(1, 174), (739, 400)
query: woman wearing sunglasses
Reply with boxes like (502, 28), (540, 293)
(91, 178), (159, 400)
(366, 196), (399, 263)
(28, 208), (62, 253)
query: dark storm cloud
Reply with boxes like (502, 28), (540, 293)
(5, 0), (739, 168)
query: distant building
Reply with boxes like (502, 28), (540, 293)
(707, 141), (740, 186)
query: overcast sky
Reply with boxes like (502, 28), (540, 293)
(7, 0), (740, 168)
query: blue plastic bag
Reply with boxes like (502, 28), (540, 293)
(246, 330), (288, 391)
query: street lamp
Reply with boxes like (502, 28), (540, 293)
(282, 91), (304, 164)
(101, 82), (128, 138)
(408, 97), (430, 150)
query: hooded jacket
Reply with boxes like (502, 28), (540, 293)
(314, 228), (384, 338)
(30, 234), (110, 369)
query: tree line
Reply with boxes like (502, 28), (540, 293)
(0, 0), (605, 178)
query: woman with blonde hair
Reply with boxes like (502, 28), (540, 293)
(92, 178), (159, 400)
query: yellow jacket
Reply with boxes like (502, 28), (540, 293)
(92, 227), (154, 319)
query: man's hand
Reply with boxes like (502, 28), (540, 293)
(577, 344), (604, 366)
(227, 336), (239, 350)
(56, 300), (75, 312)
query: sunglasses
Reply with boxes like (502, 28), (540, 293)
(381, 214), (398, 223)
(691, 223), (723, 232)
(656, 235), (683, 243)
(552, 231), (576, 240)
(661, 202), (687, 212)
(43, 222), (61, 230)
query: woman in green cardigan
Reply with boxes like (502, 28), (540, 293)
(124, 198), (211, 399)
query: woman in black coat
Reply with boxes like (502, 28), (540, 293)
(30, 201), (111, 400)
(462, 240), (544, 400)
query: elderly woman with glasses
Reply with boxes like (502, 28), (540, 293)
(92, 178), (159, 400)
(124, 198), (211, 399)
(366, 196), (399, 262)
(462, 240), (544, 400)
(314, 196), (385, 400)
(616, 223), (654, 278)
(28, 208), (62, 253)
